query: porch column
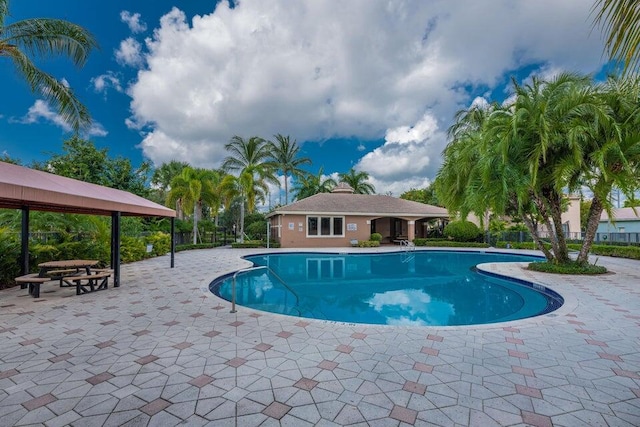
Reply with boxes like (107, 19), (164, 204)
(111, 211), (121, 287)
(170, 217), (175, 268)
(21, 206), (29, 275)
(408, 220), (415, 241)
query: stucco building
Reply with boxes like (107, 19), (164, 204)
(267, 184), (449, 248)
(598, 207), (640, 234)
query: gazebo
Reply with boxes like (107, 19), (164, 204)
(0, 161), (176, 287)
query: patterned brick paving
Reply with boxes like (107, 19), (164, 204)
(0, 246), (639, 426)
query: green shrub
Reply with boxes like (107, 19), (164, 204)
(232, 240), (265, 248)
(144, 231), (170, 256)
(567, 244), (640, 260)
(120, 236), (146, 263)
(443, 221), (481, 242)
(370, 233), (382, 242)
(245, 221), (267, 240)
(413, 240), (489, 248)
(0, 228), (21, 288)
(358, 240), (380, 247)
(413, 238), (448, 245)
(30, 244), (61, 266)
(495, 241), (540, 250)
(176, 242), (222, 251)
(528, 261), (607, 274)
(56, 240), (109, 265)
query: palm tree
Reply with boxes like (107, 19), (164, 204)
(576, 75), (640, 263)
(0, 0), (98, 132)
(151, 160), (189, 204)
(166, 167), (221, 244)
(268, 134), (311, 205)
(338, 168), (375, 194)
(293, 167), (337, 200)
(502, 74), (597, 263)
(222, 136), (278, 241)
(436, 72), (640, 266)
(592, 0), (640, 76)
(222, 136), (278, 211)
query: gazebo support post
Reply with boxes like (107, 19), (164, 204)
(21, 206), (29, 275)
(111, 211), (121, 287)
(170, 217), (175, 268)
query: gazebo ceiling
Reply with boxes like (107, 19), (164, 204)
(0, 161), (175, 217)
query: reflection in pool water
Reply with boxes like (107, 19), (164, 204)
(210, 251), (563, 326)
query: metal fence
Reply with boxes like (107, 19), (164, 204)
(488, 230), (640, 246)
(594, 232), (640, 244)
(173, 231), (234, 246)
(20, 231), (236, 246)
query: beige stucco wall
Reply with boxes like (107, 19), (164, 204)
(270, 214), (373, 248)
(562, 196), (581, 235)
(464, 196), (582, 237)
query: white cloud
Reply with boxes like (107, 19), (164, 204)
(354, 112), (447, 195)
(115, 37), (144, 67)
(120, 10), (147, 33)
(13, 100), (106, 137)
(91, 72), (123, 96)
(86, 123), (108, 138)
(125, 0), (606, 192)
(15, 100), (72, 131)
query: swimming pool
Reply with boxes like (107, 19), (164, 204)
(210, 251), (563, 326)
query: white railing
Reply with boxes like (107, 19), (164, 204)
(230, 266), (267, 313)
(400, 240), (415, 251)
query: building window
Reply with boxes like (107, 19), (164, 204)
(321, 217), (331, 235)
(308, 217), (318, 235)
(333, 217), (343, 235)
(307, 216), (345, 237)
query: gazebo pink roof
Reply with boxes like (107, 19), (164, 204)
(0, 161), (175, 217)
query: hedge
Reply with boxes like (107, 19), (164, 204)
(567, 244), (640, 260)
(413, 239), (489, 248)
(231, 240), (281, 249)
(176, 242), (223, 252)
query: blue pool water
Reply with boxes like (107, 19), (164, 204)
(210, 251), (563, 326)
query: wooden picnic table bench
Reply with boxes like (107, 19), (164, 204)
(16, 260), (113, 298)
(69, 271), (113, 295)
(14, 273), (52, 298)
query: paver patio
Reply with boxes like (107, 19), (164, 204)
(0, 247), (639, 426)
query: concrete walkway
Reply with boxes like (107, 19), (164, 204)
(0, 247), (639, 426)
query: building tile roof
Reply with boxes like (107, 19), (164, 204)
(268, 192), (448, 218)
(600, 207), (640, 222)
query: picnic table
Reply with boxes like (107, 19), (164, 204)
(38, 259), (99, 276)
(15, 260), (112, 298)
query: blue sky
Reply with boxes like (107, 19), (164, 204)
(1, 0), (610, 197)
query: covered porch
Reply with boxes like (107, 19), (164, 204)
(370, 216), (448, 244)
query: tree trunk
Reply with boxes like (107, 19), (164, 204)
(192, 203), (198, 245)
(521, 213), (554, 260)
(284, 173), (289, 206)
(533, 195), (560, 262)
(546, 191), (570, 263)
(239, 198), (245, 243)
(577, 196), (604, 264)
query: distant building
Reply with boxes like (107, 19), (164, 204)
(466, 195), (582, 238)
(266, 183), (449, 248)
(596, 207), (640, 242)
